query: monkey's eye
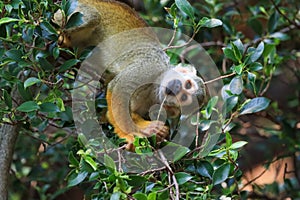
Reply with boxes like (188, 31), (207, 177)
(181, 94), (188, 102)
(185, 80), (192, 89)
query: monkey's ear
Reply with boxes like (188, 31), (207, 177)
(173, 63), (197, 75)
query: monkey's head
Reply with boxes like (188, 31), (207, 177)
(158, 64), (207, 118)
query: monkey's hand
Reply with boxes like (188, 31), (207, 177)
(120, 113), (169, 151)
(132, 113), (169, 142)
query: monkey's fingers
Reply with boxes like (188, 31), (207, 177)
(139, 121), (169, 142)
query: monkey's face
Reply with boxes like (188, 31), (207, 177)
(158, 65), (206, 118)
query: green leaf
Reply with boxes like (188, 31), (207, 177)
(230, 141), (248, 149)
(68, 171), (88, 187)
(223, 47), (238, 62)
(68, 151), (79, 167)
(132, 193), (147, 200)
(250, 42), (264, 62)
(148, 192), (157, 200)
(229, 76), (243, 95)
(127, 175), (147, 187)
(248, 18), (263, 35)
(200, 18), (223, 28)
(40, 21), (58, 35)
(56, 97), (66, 112)
(226, 132), (232, 147)
(104, 154), (116, 172)
(17, 101), (39, 112)
(62, 0), (78, 16)
(173, 146), (190, 162)
(3, 90), (12, 109)
(269, 32), (290, 41)
(240, 97), (270, 115)
(165, 3), (177, 19)
(249, 62), (263, 71)
(39, 102), (60, 113)
(233, 64), (244, 75)
(268, 11), (279, 33)
(224, 96), (238, 114)
(205, 96), (218, 118)
(231, 42), (242, 62)
(78, 133), (88, 146)
(0, 17), (20, 25)
(84, 156), (97, 171)
(58, 59), (80, 72)
(5, 49), (23, 62)
(52, 47), (60, 59)
(233, 39), (244, 55)
(197, 119), (216, 131)
(175, 0), (195, 19)
(247, 72), (256, 82)
(24, 77), (41, 89)
(38, 57), (54, 71)
(262, 44), (275, 58)
(65, 12), (84, 29)
(175, 172), (193, 185)
(17, 82), (32, 101)
(196, 161), (213, 179)
(212, 163), (231, 185)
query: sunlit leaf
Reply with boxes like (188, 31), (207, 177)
(229, 76), (243, 95)
(175, 0), (195, 19)
(200, 18), (223, 28)
(250, 42), (264, 62)
(24, 77), (41, 89)
(0, 17), (20, 25)
(230, 141), (248, 149)
(240, 97), (270, 115)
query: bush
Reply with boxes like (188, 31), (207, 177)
(1, 0), (299, 199)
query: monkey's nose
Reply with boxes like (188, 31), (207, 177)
(165, 79), (182, 96)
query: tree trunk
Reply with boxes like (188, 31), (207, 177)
(0, 124), (19, 200)
(0, 84), (22, 200)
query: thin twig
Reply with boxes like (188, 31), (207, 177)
(195, 112), (200, 148)
(259, 73), (272, 96)
(163, 31), (197, 51)
(270, 0), (300, 29)
(138, 166), (167, 176)
(166, 28), (178, 48)
(204, 72), (236, 85)
(157, 150), (179, 200)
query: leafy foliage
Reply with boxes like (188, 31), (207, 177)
(1, 0), (300, 199)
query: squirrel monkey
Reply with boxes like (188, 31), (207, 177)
(55, 0), (207, 149)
